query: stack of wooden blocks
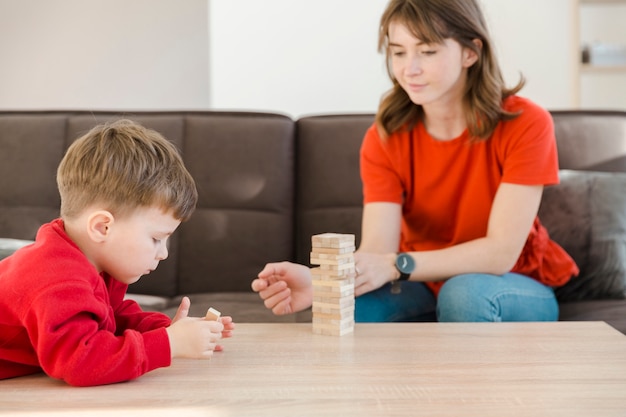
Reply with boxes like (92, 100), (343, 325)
(310, 233), (356, 336)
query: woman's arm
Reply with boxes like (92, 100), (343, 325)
(354, 183), (543, 295)
(354, 202), (402, 295)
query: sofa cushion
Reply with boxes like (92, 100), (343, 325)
(0, 115), (65, 240)
(539, 170), (626, 301)
(295, 115), (373, 265)
(161, 293), (311, 323)
(559, 300), (626, 334)
(123, 293), (170, 312)
(178, 114), (295, 294)
(0, 238), (34, 260)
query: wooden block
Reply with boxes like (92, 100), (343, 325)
(312, 303), (355, 314)
(311, 267), (356, 280)
(319, 262), (355, 271)
(312, 308), (355, 320)
(312, 285), (354, 299)
(312, 319), (355, 336)
(310, 251), (355, 261)
(311, 233), (355, 249)
(316, 267), (356, 278)
(317, 317), (354, 328)
(313, 290), (353, 300)
(313, 296), (354, 305)
(312, 318), (355, 331)
(313, 296), (353, 305)
(205, 307), (221, 321)
(310, 245), (356, 255)
(311, 277), (354, 287)
(312, 232), (354, 243)
(311, 264), (356, 280)
(310, 255), (354, 266)
(313, 280), (354, 295)
(312, 297), (355, 310)
(312, 326), (354, 336)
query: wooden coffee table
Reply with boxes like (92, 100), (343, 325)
(1, 322), (625, 416)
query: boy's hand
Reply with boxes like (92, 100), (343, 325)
(214, 316), (235, 352)
(171, 296), (191, 324)
(166, 297), (224, 359)
(203, 307), (235, 351)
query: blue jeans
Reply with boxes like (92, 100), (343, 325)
(354, 273), (559, 323)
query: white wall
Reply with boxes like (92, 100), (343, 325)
(209, 0), (578, 118)
(0, 0), (209, 110)
(208, 0), (391, 117)
(1, 0), (620, 114)
(481, 0), (577, 110)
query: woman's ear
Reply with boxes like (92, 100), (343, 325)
(87, 210), (114, 243)
(463, 38), (482, 68)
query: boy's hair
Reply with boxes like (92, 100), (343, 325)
(376, 0), (524, 141)
(57, 119), (198, 221)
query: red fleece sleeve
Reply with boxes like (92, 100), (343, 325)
(27, 282), (171, 387)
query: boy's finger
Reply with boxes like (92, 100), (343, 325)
(172, 296), (191, 321)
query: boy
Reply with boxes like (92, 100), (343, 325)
(0, 119), (234, 386)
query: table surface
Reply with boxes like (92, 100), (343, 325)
(1, 322), (626, 417)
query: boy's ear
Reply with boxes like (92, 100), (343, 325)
(87, 210), (115, 243)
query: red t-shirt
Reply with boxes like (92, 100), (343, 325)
(360, 96), (578, 295)
(0, 219), (172, 386)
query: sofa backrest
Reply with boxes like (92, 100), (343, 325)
(1, 109), (625, 297)
(551, 110), (626, 172)
(294, 114), (374, 265)
(0, 111), (295, 296)
(0, 114), (67, 240)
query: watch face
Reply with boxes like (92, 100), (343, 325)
(396, 253), (415, 274)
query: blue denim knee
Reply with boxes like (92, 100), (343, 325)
(436, 273), (559, 322)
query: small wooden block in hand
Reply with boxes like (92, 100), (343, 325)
(205, 307), (221, 321)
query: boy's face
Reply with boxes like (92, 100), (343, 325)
(99, 206), (181, 285)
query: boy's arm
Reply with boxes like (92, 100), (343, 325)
(108, 281), (171, 333)
(31, 282), (171, 387)
(113, 298), (171, 332)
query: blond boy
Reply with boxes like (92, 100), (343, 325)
(0, 119), (234, 386)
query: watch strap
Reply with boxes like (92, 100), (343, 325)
(397, 271), (411, 281)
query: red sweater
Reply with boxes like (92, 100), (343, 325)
(360, 96), (579, 295)
(0, 219), (172, 386)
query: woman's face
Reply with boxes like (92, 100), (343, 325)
(388, 21), (478, 110)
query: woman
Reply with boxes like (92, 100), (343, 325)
(252, 0), (578, 322)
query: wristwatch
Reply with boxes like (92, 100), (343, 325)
(394, 252), (415, 281)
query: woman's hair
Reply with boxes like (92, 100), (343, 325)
(57, 119), (198, 221)
(376, 0), (524, 140)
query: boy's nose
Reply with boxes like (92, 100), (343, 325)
(156, 245), (168, 261)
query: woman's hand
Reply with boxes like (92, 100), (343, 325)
(251, 261), (313, 315)
(353, 252), (398, 297)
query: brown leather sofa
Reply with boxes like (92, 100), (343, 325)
(1, 110), (625, 332)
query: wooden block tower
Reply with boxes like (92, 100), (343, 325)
(310, 233), (356, 336)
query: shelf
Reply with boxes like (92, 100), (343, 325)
(576, 0), (626, 108)
(581, 64), (626, 72)
(581, 0), (626, 4)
